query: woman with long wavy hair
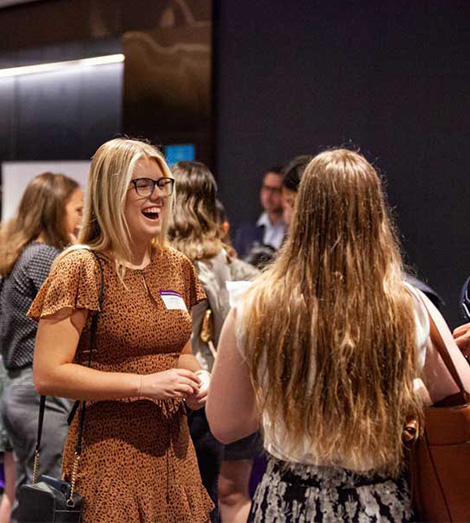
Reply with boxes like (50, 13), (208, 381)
(0, 172), (82, 521)
(207, 149), (429, 522)
(169, 161), (260, 523)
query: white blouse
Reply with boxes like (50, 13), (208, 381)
(232, 283), (430, 468)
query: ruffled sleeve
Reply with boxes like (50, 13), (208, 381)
(28, 249), (101, 320)
(181, 256), (206, 310)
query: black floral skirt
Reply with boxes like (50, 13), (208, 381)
(248, 454), (414, 523)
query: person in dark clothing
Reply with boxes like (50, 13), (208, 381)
(234, 166), (286, 259)
(0, 172), (82, 520)
(281, 155), (314, 227)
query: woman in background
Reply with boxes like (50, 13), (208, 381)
(0, 357), (15, 523)
(280, 154), (313, 227)
(207, 149), (429, 522)
(169, 161), (260, 523)
(0, 172), (82, 519)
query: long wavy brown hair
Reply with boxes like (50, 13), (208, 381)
(0, 172), (79, 277)
(243, 149), (422, 475)
(168, 161), (223, 261)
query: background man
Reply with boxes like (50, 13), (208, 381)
(234, 166), (286, 259)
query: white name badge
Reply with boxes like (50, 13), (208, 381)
(159, 290), (187, 311)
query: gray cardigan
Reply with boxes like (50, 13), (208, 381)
(191, 250), (258, 371)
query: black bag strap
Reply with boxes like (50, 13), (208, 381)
(74, 251), (104, 456)
(67, 400), (80, 426)
(34, 395), (46, 456)
(33, 250), (104, 484)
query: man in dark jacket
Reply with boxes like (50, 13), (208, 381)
(234, 166), (286, 258)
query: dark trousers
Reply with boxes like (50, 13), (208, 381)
(188, 407), (224, 522)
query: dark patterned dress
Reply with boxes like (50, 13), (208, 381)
(249, 455), (413, 523)
(29, 247), (213, 523)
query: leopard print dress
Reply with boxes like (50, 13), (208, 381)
(29, 247), (213, 523)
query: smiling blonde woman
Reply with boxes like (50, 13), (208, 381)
(28, 138), (213, 523)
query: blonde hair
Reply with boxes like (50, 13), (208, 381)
(0, 172), (78, 276)
(61, 137), (173, 277)
(243, 149), (422, 475)
(168, 161), (223, 261)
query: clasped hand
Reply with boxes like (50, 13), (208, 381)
(140, 368), (209, 410)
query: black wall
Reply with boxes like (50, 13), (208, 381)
(214, 0), (470, 326)
(0, 0), (212, 162)
(1, 0), (469, 324)
(0, 40), (122, 162)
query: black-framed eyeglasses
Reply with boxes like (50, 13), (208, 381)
(130, 177), (175, 198)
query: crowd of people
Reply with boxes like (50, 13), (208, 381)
(0, 137), (468, 522)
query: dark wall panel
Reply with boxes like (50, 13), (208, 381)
(0, 48), (123, 161)
(0, 0), (212, 163)
(215, 0), (470, 325)
(0, 0), (211, 53)
(122, 1), (213, 164)
(0, 78), (16, 159)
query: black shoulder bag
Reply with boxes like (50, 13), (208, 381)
(17, 252), (104, 523)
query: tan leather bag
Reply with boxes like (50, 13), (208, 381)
(409, 291), (470, 522)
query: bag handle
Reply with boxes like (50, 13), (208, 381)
(416, 289), (470, 398)
(33, 251), (104, 503)
(74, 251), (104, 454)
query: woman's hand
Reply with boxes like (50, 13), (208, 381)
(453, 323), (470, 357)
(186, 370), (210, 410)
(141, 369), (200, 400)
(186, 388), (208, 410)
